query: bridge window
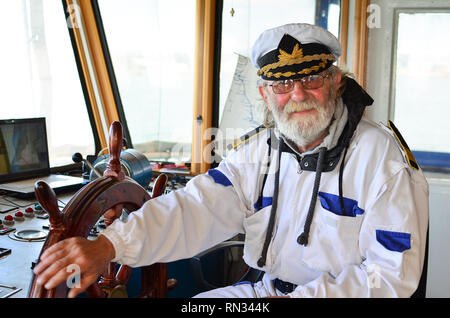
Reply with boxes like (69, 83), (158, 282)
(96, 0), (197, 164)
(393, 11), (450, 169)
(0, 0), (96, 167)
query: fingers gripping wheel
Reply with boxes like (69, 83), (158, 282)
(28, 121), (169, 298)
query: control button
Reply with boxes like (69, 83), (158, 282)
(3, 215), (14, 226)
(14, 211), (25, 221)
(36, 213), (49, 219)
(34, 203), (44, 214)
(0, 227), (15, 235)
(24, 207), (35, 218)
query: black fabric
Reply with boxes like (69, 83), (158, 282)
(273, 278), (297, 294)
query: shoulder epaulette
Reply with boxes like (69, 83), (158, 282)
(227, 125), (267, 151)
(387, 120), (419, 170)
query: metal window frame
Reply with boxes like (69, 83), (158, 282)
(61, 0), (122, 154)
(90, 0), (133, 149)
(61, 0), (102, 157)
(390, 8), (450, 170)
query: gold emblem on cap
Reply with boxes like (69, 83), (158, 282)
(278, 43), (303, 61)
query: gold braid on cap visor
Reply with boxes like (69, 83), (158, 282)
(257, 52), (336, 79)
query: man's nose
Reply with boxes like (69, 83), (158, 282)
(290, 81), (308, 101)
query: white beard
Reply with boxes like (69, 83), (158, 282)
(269, 97), (336, 147)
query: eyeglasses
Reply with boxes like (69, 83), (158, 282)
(267, 73), (331, 94)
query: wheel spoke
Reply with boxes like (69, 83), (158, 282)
(86, 282), (106, 298)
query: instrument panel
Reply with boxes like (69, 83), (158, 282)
(0, 194), (75, 298)
(0, 174), (189, 298)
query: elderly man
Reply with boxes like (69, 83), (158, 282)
(33, 23), (428, 298)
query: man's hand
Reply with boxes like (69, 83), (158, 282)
(33, 235), (115, 298)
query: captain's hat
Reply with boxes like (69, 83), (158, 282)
(250, 23), (342, 81)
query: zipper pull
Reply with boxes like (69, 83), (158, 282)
(297, 156), (303, 174)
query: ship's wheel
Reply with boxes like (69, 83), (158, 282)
(28, 121), (174, 298)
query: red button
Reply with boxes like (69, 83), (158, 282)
(5, 215), (13, 221)
(25, 207), (34, 213)
(15, 211), (24, 217)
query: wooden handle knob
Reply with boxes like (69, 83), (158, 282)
(34, 181), (63, 229)
(104, 121), (124, 180)
(151, 174), (168, 199)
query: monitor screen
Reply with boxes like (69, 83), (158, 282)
(0, 118), (50, 183)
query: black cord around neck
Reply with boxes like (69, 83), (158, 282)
(297, 147), (327, 246)
(338, 146), (349, 216)
(257, 138), (283, 268)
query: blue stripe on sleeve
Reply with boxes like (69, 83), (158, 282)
(207, 169), (233, 187)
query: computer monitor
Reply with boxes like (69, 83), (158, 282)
(0, 117), (50, 183)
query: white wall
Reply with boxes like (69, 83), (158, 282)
(425, 172), (450, 297)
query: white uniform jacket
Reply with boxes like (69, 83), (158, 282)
(102, 118), (429, 298)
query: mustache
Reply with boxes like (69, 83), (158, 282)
(283, 100), (321, 114)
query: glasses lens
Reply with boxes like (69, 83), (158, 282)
(272, 80), (293, 94)
(302, 75), (324, 89)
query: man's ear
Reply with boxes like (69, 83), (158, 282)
(333, 72), (342, 90)
(258, 85), (272, 111)
(331, 71), (342, 98)
(334, 72), (341, 86)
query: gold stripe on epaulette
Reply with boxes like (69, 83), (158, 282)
(387, 120), (419, 170)
(227, 127), (267, 151)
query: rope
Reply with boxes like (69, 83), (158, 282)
(297, 147), (327, 246)
(257, 138), (283, 268)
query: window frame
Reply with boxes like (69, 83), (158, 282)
(88, 0), (134, 150)
(390, 8), (450, 170)
(61, 0), (102, 159)
(366, 1), (450, 171)
(62, 0), (122, 152)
